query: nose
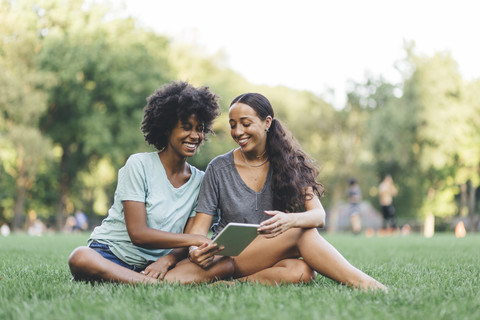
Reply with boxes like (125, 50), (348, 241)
(190, 129), (201, 140)
(232, 126), (244, 138)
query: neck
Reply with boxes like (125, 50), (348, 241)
(159, 149), (187, 174)
(239, 148), (269, 167)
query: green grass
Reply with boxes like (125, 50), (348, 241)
(1, 232), (479, 320)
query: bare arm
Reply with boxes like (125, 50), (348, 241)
(142, 217), (198, 279)
(186, 212), (213, 236)
(184, 213), (226, 268)
(123, 200), (210, 249)
(257, 187), (326, 238)
(160, 217), (199, 261)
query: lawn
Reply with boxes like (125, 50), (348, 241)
(0, 232), (478, 320)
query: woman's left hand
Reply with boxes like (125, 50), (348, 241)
(257, 210), (294, 238)
(141, 255), (175, 280)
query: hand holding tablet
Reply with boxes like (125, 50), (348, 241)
(211, 223), (260, 256)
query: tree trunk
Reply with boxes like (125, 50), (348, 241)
(13, 158), (28, 231)
(467, 182), (477, 232)
(13, 185), (27, 231)
(460, 183), (468, 216)
(326, 182), (347, 233)
(55, 149), (71, 230)
(55, 174), (70, 230)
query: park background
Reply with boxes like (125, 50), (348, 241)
(1, 0), (479, 235)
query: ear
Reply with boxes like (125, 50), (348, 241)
(265, 115), (273, 131)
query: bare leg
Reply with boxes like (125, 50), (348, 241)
(69, 247), (234, 285)
(233, 229), (387, 291)
(68, 246), (157, 284)
(297, 229), (387, 291)
(235, 258), (316, 285)
(163, 256), (234, 284)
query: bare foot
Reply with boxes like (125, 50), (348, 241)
(360, 279), (388, 293)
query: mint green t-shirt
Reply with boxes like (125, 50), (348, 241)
(88, 152), (204, 267)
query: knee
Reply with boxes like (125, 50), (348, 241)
(279, 259), (316, 284)
(216, 256), (235, 279)
(68, 246), (91, 273)
(291, 260), (316, 284)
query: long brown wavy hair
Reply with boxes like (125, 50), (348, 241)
(230, 93), (324, 212)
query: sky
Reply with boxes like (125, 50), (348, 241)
(118, 0), (480, 108)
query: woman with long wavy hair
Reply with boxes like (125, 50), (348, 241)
(184, 93), (387, 291)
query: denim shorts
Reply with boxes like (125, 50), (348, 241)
(89, 240), (145, 272)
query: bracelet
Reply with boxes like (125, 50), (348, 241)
(188, 246), (199, 262)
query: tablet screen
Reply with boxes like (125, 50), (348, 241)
(212, 223), (260, 256)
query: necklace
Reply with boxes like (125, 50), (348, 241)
(240, 149), (269, 167)
(239, 149), (269, 210)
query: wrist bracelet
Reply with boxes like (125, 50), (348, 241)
(188, 246), (199, 262)
(189, 246), (199, 253)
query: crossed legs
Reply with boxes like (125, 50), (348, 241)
(69, 229), (387, 291)
(233, 228), (387, 291)
(68, 246), (234, 285)
(234, 258), (316, 285)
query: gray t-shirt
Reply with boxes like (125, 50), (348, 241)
(196, 150), (273, 237)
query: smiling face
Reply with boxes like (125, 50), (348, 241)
(166, 114), (204, 158)
(229, 102), (272, 155)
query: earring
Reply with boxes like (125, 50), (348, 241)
(265, 127), (269, 132)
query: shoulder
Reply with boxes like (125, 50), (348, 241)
(188, 164), (205, 182)
(126, 152), (157, 163)
(207, 150), (234, 170)
(123, 152), (160, 171)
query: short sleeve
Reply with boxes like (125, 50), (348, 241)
(196, 162), (219, 216)
(116, 155), (148, 203)
(189, 198), (198, 218)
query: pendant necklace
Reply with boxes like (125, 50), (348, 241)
(240, 149), (269, 167)
(240, 149), (269, 210)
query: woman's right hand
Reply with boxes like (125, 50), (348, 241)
(188, 242), (224, 269)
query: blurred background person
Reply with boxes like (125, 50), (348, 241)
(27, 210), (46, 236)
(379, 174), (398, 233)
(73, 209), (88, 232)
(346, 178), (362, 235)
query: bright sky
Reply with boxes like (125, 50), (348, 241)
(119, 0), (480, 108)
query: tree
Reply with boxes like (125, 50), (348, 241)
(0, 0), (54, 230)
(35, 0), (171, 228)
(455, 79), (480, 230)
(402, 49), (468, 219)
(351, 75), (424, 216)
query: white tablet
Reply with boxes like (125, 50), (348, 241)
(212, 223), (260, 256)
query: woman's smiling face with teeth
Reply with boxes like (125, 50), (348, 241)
(228, 102), (270, 155)
(167, 114), (204, 157)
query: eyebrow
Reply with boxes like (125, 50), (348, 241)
(229, 116), (253, 121)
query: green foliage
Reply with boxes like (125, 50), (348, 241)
(400, 50), (474, 218)
(0, 0), (55, 229)
(1, 233), (479, 320)
(345, 47), (479, 222)
(0, 0), (479, 227)
(33, 0), (171, 220)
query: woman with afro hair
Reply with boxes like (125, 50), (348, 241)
(68, 81), (233, 284)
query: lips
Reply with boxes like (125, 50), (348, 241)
(237, 137), (249, 146)
(183, 142), (198, 151)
